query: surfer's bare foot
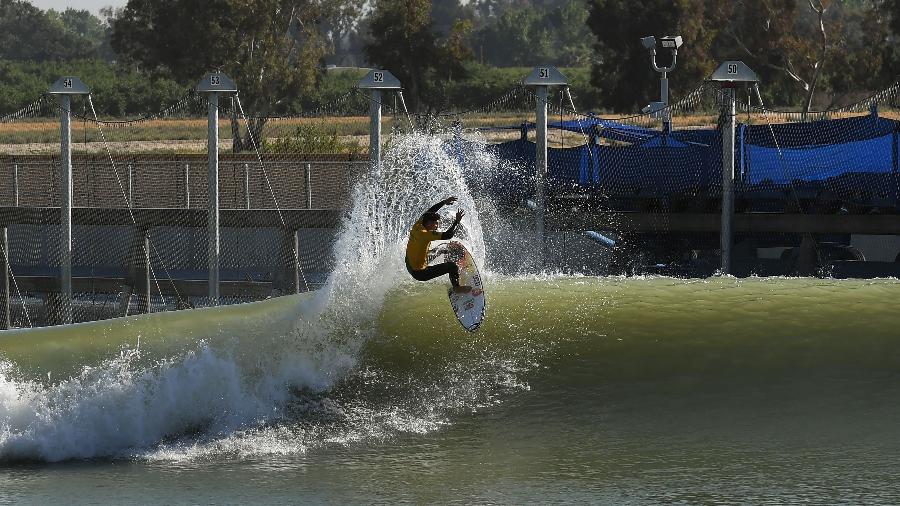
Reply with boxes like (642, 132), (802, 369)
(452, 285), (473, 294)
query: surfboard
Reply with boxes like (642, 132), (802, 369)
(433, 241), (486, 332)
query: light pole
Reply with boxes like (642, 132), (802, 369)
(640, 35), (683, 128)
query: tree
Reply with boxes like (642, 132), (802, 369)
(364, 0), (471, 112)
(718, 0), (835, 112)
(586, 0), (721, 111)
(715, 0), (900, 111)
(0, 1), (104, 61)
(111, 0), (357, 151)
(472, 1), (592, 67)
(319, 0), (365, 66)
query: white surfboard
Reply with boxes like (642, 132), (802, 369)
(432, 241), (486, 332)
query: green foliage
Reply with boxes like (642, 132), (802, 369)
(473, 1), (592, 67)
(437, 63), (598, 111)
(586, 0), (720, 112)
(0, 59), (185, 116)
(587, 0), (900, 112)
(111, 0), (361, 150)
(365, 0), (472, 112)
(264, 123), (361, 154)
(0, 1), (111, 61)
(287, 67), (370, 115)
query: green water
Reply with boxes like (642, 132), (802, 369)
(2, 277), (900, 504)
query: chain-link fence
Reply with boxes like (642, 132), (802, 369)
(0, 87), (371, 328)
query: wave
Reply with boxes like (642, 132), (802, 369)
(0, 131), (501, 462)
(2, 128), (899, 463)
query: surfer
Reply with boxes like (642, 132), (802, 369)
(405, 196), (472, 293)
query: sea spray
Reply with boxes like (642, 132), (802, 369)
(0, 130), (499, 461)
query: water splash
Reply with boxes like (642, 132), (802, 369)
(0, 130), (507, 462)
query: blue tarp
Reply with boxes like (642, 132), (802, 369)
(486, 113), (899, 206)
(547, 116), (657, 144)
(742, 134), (895, 185)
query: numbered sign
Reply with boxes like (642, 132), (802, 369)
(373, 71), (384, 83)
(63, 78), (73, 89)
(210, 75), (221, 86)
(727, 63), (738, 75)
(538, 67), (550, 79)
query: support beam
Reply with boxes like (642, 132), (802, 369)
(291, 228), (301, 294)
(207, 91), (220, 305)
(59, 94), (73, 323)
(369, 88), (382, 164)
(524, 66), (568, 268)
(244, 163), (251, 210)
(196, 72), (238, 306)
(0, 207), (343, 229)
(535, 86), (548, 266)
(721, 86), (736, 273)
(357, 70), (402, 168)
(141, 228), (151, 314)
(184, 163), (191, 208)
(48, 76), (91, 325)
(305, 164), (313, 209)
(13, 164), (18, 207)
(709, 61), (759, 274)
(1, 227), (9, 329)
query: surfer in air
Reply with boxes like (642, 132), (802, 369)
(405, 196), (472, 293)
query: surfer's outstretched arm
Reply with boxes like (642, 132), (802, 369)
(440, 209), (465, 240)
(424, 196), (458, 215)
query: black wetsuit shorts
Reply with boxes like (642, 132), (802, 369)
(405, 257), (460, 287)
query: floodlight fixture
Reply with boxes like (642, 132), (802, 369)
(660, 35), (683, 49)
(640, 34), (684, 127)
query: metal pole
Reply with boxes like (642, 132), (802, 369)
(184, 163), (191, 208)
(244, 163), (251, 209)
(60, 94), (73, 324)
(305, 163), (313, 208)
(143, 229), (151, 313)
(661, 72), (670, 128)
(13, 164), (19, 206)
(292, 229), (300, 294)
(721, 86), (736, 274)
(892, 125), (898, 209)
(207, 92), (220, 305)
(535, 86), (548, 267)
(1, 227), (9, 330)
(128, 163), (133, 206)
(370, 89), (382, 166)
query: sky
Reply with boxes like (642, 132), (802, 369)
(28, 0), (127, 16)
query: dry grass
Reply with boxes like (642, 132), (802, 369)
(1, 109), (897, 155)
